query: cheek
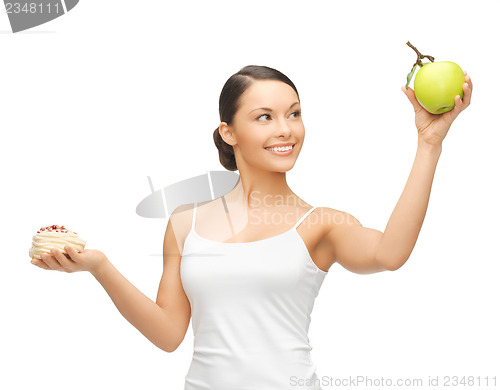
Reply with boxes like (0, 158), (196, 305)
(295, 122), (305, 135)
(235, 137), (266, 159)
(241, 132), (266, 150)
(291, 125), (305, 145)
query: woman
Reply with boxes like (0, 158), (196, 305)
(31, 65), (473, 389)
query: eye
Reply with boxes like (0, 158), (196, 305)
(257, 113), (271, 121)
(256, 111), (301, 121)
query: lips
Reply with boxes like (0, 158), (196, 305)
(264, 144), (295, 156)
(264, 142), (295, 148)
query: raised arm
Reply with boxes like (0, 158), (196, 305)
(320, 145), (442, 274)
(373, 144), (441, 271)
(321, 73), (472, 274)
(320, 208), (387, 275)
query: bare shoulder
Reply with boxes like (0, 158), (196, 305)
(312, 207), (362, 266)
(294, 206), (354, 271)
(315, 207), (387, 274)
(315, 207), (361, 228)
(317, 206), (355, 217)
(165, 202), (196, 258)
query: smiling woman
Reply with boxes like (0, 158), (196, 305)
(30, 62), (473, 390)
(175, 64), (471, 388)
(213, 65), (302, 171)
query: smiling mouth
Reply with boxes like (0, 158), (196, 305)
(264, 144), (295, 151)
(264, 144), (295, 155)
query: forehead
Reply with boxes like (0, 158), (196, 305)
(239, 80), (298, 108)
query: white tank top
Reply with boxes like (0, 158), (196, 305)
(180, 202), (329, 390)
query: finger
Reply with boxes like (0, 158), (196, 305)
(448, 92), (467, 122)
(464, 71), (471, 84)
(401, 86), (424, 113)
(466, 74), (473, 91)
(450, 94), (464, 119)
(31, 256), (51, 270)
(65, 245), (82, 263)
(40, 251), (65, 272)
(51, 248), (77, 272)
(453, 85), (468, 113)
(462, 76), (472, 107)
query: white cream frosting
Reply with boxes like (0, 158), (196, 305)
(29, 229), (86, 259)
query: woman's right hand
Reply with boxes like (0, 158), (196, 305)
(31, 246), (108, 274)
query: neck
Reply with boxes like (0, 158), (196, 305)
(225, 169), (299, 210)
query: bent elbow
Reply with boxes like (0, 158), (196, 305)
(163, 335), (186, 353)
(386, 264), (401, 271)
(385, 259), (406, 271)
(163, 343), (178, 353)
(377, 256), (405, 271)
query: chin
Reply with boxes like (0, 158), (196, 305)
(269, 161), (297, 173)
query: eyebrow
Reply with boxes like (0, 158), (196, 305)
(249, 101), (300, 114)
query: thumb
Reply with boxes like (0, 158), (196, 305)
(64, 245), (82, 263)
(401, 86), (423, 112)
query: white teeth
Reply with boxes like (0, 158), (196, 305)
(265, 145), (293, 152)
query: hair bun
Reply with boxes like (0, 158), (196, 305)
(213, 127), (237, 171)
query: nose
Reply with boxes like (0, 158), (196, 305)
(276, 117), (293, 137)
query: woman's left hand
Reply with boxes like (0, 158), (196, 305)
(401, 72), (473, 147)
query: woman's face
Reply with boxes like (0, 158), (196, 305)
(223, 79), (305, 173)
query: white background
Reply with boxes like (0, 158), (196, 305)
(1, 0), (499, 389)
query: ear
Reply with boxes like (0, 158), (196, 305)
(219, 122), (237, 146)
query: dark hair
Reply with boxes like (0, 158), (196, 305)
(213, 65), (300, 171)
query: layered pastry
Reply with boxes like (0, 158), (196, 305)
(29, 225), (86, 259)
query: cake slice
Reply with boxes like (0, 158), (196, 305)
(29, 225), (86, 259)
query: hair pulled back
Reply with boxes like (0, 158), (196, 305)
(213, 65), (300, 171)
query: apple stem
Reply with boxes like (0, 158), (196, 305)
(406, 41), (435, 68)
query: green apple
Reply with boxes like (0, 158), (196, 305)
(413, 61), (465, 114)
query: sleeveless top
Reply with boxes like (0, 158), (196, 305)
(180, 203), (329, 390)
